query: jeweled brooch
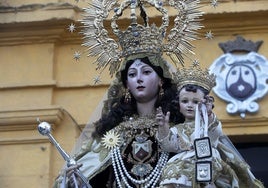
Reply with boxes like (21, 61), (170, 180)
(101, 130), (121, 150)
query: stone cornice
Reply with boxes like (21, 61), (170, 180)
(0, 20), (82, 46)
(0, 80), (57, 89)
(221, 116), (268, 137)
(201, 0), (268, 14)
(0, 3), (82, 23)
(0, 106), (67, 145)
(0, 106), (64, 131)
(0, 3), (83, 46)
(0, 1), (267, 46)
(222, 116), (268, 128)
(202, 10), (268, 35)
(0, 135), (48, 145)
(0, 80), (109, 90)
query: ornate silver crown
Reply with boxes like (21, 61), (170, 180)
(174, 61), (216, 92)
(81, 0), (203, 76)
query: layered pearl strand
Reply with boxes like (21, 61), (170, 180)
(111, 147), (169, 188)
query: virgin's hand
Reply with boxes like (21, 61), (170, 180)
(156, 107), (170, 140)
(156, 107), (170, 127)
(66, 164), (83, 188)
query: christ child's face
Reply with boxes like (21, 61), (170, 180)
(179, 87), (205, 121)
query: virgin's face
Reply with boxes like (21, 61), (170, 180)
(179, 87), (205, 121)
(126, 59), (161, 103)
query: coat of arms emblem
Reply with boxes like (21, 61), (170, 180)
(210, 36), (268, 118)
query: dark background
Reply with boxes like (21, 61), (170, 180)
(235, 142), (268, 187)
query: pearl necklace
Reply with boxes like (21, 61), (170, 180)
(111, 147), (169, 188)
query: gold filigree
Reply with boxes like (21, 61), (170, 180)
(175, 122), (195, 150)
(111, 115), (159, 150)
(120, 115), (156, 129)
(117, 115), (158, 137)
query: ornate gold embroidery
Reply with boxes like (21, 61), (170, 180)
(176, 122), (195, 150)
(113, 115), (159, 166)
(115, 115), (158, 140)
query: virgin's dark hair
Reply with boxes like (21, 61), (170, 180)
(92, 57), (183, 139)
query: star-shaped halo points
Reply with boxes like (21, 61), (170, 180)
(93, 75), (102, 85)
(192, 59), (200, 67)
(73, 51), (81, 61)
(68, 23), (76, 33)
(205, 30), (214, 40)
(210, 0), (219, 8)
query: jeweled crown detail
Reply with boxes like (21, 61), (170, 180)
(174, 61), (216, 92)
(82, 0), (203, 76)
(118, 24), (164, 57)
